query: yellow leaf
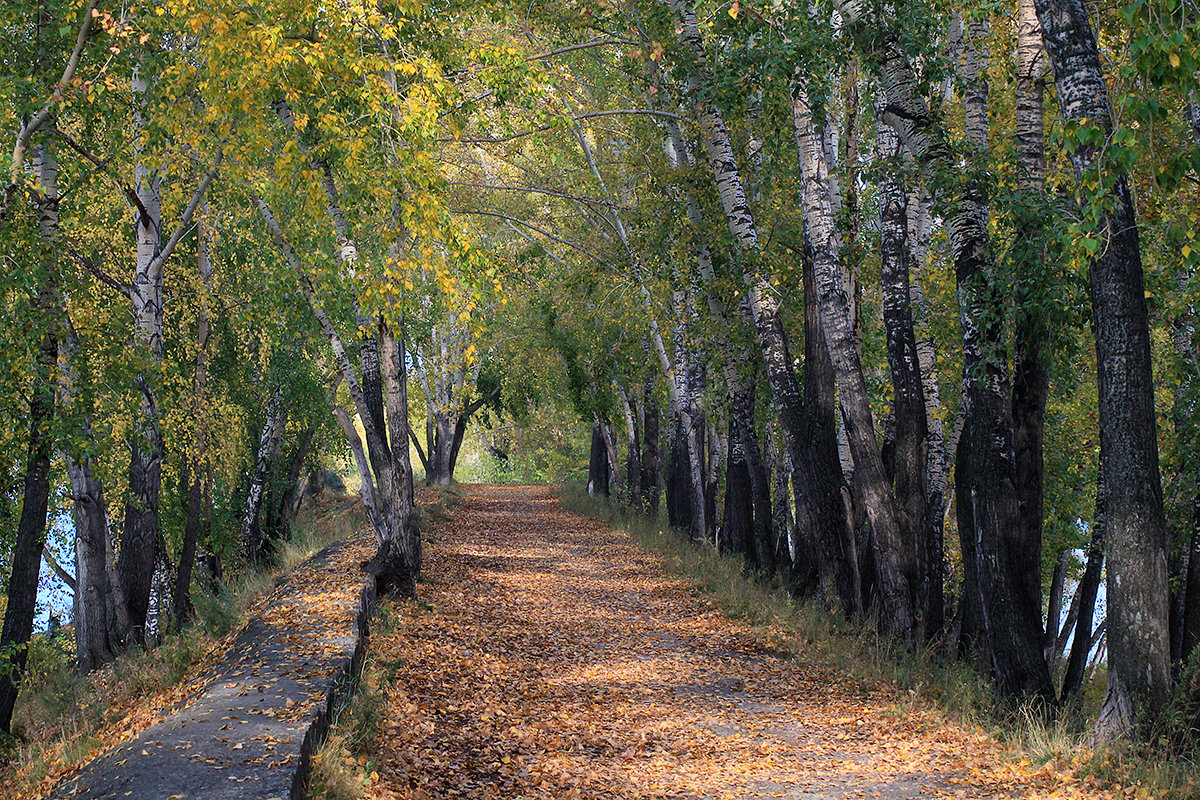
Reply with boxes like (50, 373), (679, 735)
(729, 1), (739, 17)
(1169, 52), (1181, 68)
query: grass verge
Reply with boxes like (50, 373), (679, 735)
(0, 492), (368, 799)
(557, 484), (1200, 800)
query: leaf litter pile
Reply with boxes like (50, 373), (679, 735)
(365, 484), (1115, 800)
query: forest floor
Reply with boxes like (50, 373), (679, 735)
(357, 484), (1117, 800)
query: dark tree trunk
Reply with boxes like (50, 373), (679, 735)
(799, 243), (857, 612)
(949, 19), (1052, 700)
(359, 314), (387, 444)
(62, 326), (128, 670)
(622, 389), (642, 509)
(240, 383), (286, 563)
(173, 458), (201, 628)
(795, 85), (910, 632)
(1045, 549), (1070, 664)
(722, 415), (756, 562)
(1035, 0), (1171, 734)
(736, 382), (775, 573)
(367, 318), (422, 595)
(641, 372), (660, 516)
(0, 295), (57, 733)
(174, 206), (213, 628)
(878, 118), (936, 640)
(1062, 513), (1106, 702)
(427, 415), (455, 486)
(666, 413), (691, 529)
(265, 423), (317, 543)
(588, 419), (610, 498)
(1181, 491), (1200, 663)
(1013, 0), (1053, 672)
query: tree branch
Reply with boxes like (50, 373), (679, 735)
(10, 0), (102, 185)
(448, 181), (619, 208)
(43, 546), (77, 592)
(65, 241), (126, 294)
(450, 207), (613, 264)
(149, 148), (223, 276)
(526, 38), (636, 61)
(439, 109), (683, 144)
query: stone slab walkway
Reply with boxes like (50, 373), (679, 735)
(47, 530), (376, 800)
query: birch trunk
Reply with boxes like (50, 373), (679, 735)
(793, 84), (915, 640)
(1034, 0), (1171, 734)
(240, 382), (286, 562)
(666, 0), (852, 602)
(174, 208), (213, 626)
(334, 406), (387, 541)
(120, 61), (165, 644)
(59, 320), (127, 670)
(619, 387), (642, 508)
(642, 369), (661, 516)
(376, 318), (421, 587)
(878, 116), (939, 639)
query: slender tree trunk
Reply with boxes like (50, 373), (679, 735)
(1035, 0), (1171, 734)
(120, 62), (166, 645)
(798, 245), (857, 611)
(1062, 508), (1106, 702)
(0, 146), (59, 732)
(334, 406), (387, 541)
(267, 423), (317, 542)
(1180, 487), (1200, 662)
(1045, 548), (1069, 664)
(642, 370), (660, 516)
(878, 116), (937, 639)
(61, 322), (126, 671)
(1013, 0), (1054, 671)
(173, 208), (213, 627)
(241, 382), (286, 562)
(588, 418), (610, 497)
(619, 387), (642, 508)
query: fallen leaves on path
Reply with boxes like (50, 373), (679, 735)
(367, 484), (1118, 800)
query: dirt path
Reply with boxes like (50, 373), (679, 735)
(367, 484), (1107, 800)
